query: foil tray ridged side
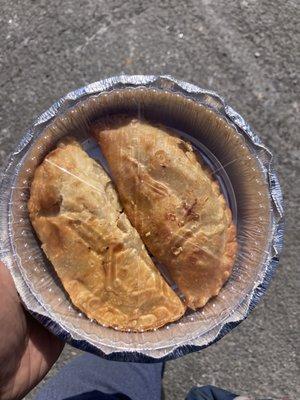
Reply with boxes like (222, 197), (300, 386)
(0, 75), (284, 362)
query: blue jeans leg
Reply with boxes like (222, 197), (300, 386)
(35, 353), (164, 400)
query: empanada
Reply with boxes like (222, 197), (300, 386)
(94, 117), (237, 309)
(28, 138), (185, 331)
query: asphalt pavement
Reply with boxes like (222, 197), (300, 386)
(0, 1), (298, 399)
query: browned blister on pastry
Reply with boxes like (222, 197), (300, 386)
(28, 138), (185, 331)
(93, 117), (237, 309)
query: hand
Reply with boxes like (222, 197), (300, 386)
(0, 262), (64, 400)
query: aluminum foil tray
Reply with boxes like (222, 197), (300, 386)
(0, 75), (284, 362)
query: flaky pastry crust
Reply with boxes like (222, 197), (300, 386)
(94, 117), (237, 309)
(28, 138), (185, 331)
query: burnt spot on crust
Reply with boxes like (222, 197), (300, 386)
(165, 212), (176, 221)
(112, 242), (124, 253)
(181, 199), (199, 221)
(150, 150), (170, 169)
(177, 140), (193, 154)
(37, 194), (63, 217)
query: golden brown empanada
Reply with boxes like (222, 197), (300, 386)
(94, 117), (237, 309)
(28, 138), (185, 331)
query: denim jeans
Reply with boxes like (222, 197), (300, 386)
(35, 353), (238, 400)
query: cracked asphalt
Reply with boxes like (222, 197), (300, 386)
(0, 1), (299, 399)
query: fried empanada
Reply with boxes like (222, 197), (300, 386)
(94, 117), (237, 309)
(28, 138), (185, 331)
